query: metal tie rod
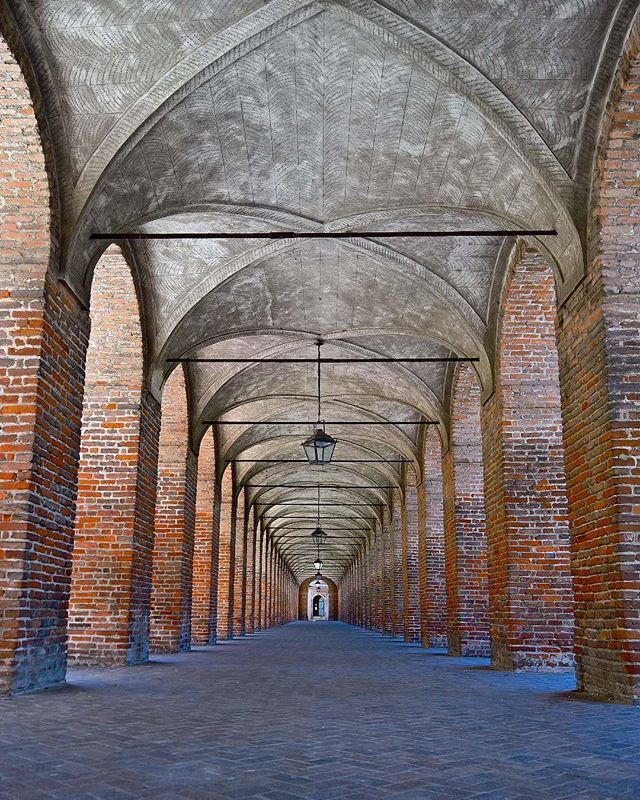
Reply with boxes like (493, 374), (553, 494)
(208, 420), (438, 425)
(172, 356), (478, 363)
(231, 458), (410, 463)
(253, 499), (385, 508)
(270, 528), (373, 532)
(263, 515), (376, 521)
(247, 484), (397, 489)
(90, 229), (557, 240)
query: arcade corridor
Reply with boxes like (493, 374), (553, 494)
(3, 3), (640, 796)
(1, 622), (639, 800)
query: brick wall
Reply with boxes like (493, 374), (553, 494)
(266, 538), (274, 627)
(232, 487), (246, 637)
(482, 244), (574, 671)
(68, 246), (157, 666)
(191, 428), (215, 645)
(403, 470), (421, 643)
(245, 506), (256, 633)
(255, 526), (264, 630)
(382, 505), (393, 634)
(262, 533), (270, 629)
(555, 27), (640, 702)
(422, 429), (447, 647)
(374, 521), (383, 631)
(150, 368), (196, 653)
(364, 539), (372, 629)
(216, 467), (234, 640)
(0, 34), (91, 694)
(443, 364), (490, 657)
(391, 490), (403, 637)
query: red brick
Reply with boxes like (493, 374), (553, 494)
(556, 28), (640, 703)
(191, 428), (216, 645)
(443, 364), (490, 657)
(68, 247), (158, 667)
(150, 368), (196, 653)
(0, 35), (90, 694)
(481, 244), (574, 671)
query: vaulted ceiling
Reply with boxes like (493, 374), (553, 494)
(7, 0), (638, 580)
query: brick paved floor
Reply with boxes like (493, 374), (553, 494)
(1, 622), (639, 799)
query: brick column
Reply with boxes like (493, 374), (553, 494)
(350, 566), (357, 625)
(378, 513), (388, 634)
(278, 560), (283, 625)
(555, 37), (640, 702)
(392, 490), (403, 638)
(403, 476), (421, 643)
(273, 554), (280, 626)
(265, 537), (272, 628)
(482, 244), (574, 671)
(0, 35), (91, 694)
(150, 367), (196, 654)
(443, 365), (490, 657)
(191, 428), (216, 645)
(351, 566), (357, 625)
(274, 548), (279, 627)
(362, 540), (370, 629)
(232, 488), (246, 637)
(68, 247), (159, 667)
(245, 507), (256, 634)
(260, 530), (267, 630)
(374, 522), (382, 631)
(269, 541), (276, 627)
(353, 558), (360, 626)
(358, 544), (367, 628)
(341, 570), (349, 623)
(369, 536), (376, 629)
(216, 468), (234, 640)
(256, 525), (264, 631)
(382, 506), (393, 634)
(206, 473), (221, 645)
(360, 543), (368, 628)
(422, 429), (447, 647)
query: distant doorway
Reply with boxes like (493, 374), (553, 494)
(312, 595), (325, 617)
(308, 580), (329, 620)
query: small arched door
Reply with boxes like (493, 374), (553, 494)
(312, 594), (324, 617)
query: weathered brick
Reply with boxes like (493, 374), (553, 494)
(150, 368), (196, 654)
(481, 243), (574, 671)
(403, 468), (421, 643)
(0, 34), (90, 694)
(216, 467), (234, 640)
(443, 364), (490, 657)
(556, 30), (640, 703)
(68, 247), (159, 668)
(191, 428), (215, 645)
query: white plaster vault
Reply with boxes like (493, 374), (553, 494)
(3, 0), (638, 579)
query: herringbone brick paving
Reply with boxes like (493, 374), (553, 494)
(1, 622), (639, 799)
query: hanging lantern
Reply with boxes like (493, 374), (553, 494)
(301, 338), (337, 465)
(302, 425), (337, 466)
(314, 558), (323, 572)
(310, 526), (328, 546)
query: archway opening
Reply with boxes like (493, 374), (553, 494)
(68, 245), (144, 667)
(308, 581), (329, 620)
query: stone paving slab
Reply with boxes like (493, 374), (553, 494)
(1, 622), (639, 799)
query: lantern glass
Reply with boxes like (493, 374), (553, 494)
(314, 559), (323, 571)
(310, 527), (328, 545)
(302, 427), (337, 465)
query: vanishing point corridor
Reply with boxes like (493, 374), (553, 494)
(2, 622), (639, 799)
(3, 2), (640, 798)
